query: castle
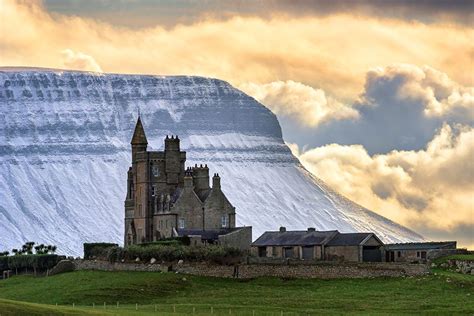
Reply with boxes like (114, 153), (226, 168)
(124, 117), (251, 248)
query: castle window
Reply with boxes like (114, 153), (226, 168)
(152, 165), (160, 177)
(179, 218), (185, 229)
(151, 185), (156, 196)
(221, 215), (229, 228)
(139, 205), (143, 217)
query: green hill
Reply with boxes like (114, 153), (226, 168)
(0, 269), (472, 315)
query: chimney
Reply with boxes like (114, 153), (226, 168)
(212, 173), (221, 189)
(184, 169), (193, 190)
(192, 164), (210, 191)
(307, 227), (316, 232)
(279, 227), (286, 232)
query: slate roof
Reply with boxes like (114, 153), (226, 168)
(326, 233), (376, 246)
(252, 230), (338, 246)
(384, 241), (457, 251)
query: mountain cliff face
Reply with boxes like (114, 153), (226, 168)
(0, 68), (423, 255)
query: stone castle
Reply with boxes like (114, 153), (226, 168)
(124, 117), (251, 247)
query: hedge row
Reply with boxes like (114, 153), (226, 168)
(106, 244), (243, 264)
(83, 243), (118, 260)
(0, 254), (62, 272)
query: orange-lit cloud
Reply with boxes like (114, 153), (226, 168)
(60, 49), (102, 72)
(1, 0), (472, 103)
(290, 124), (474, 247)
(240, 80), (358, 127)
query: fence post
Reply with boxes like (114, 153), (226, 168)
(252, 310), (255, 316)
(72, 303), (75, 309)
(173, 305), (176, 313)
(211, 306), (213, 314)
(136, 303), (138, 311)
(104, 302), (106, 309)
(155, 304), (157, 312)
(93, 303), (95, 309)
(193, 306), (196, 314)
(117, 301), (119, 308)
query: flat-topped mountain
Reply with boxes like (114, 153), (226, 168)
(0, 68), (423, 255)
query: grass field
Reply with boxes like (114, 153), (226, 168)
(0, 265), (473, 315)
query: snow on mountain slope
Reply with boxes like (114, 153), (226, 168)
(0, 67), (423, 255)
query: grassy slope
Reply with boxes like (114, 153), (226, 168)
(0, 270), (472, 315)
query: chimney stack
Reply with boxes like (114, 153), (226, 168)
(307, 227), (316, 232)
(212, 173), (221, 189)
(279, 227), (286, 232)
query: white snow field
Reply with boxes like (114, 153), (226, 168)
(0, 68), (423, 255)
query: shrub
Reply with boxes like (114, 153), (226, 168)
(105, 244), (244, 264)
(0, 256), (8, 271)
(83, 243), (118, 260)
(7, 254), (60, 271)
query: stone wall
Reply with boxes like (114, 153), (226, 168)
(73, 259), (428, 279)
(74, 260), (172, 272)
(175, 262), (427, 279)
(218, 227), (252, 250)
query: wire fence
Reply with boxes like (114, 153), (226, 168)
(62, 302), (315, 315)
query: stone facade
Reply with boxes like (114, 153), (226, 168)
(124, 117), (238, 246)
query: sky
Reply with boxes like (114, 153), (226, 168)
(1, 0), (473, 248)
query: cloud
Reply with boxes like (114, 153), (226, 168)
(44, 0), (474, 28)
(363, 64), (474, 121)
(60, 49), (102, 72)
(293, 124), (474, 247)
(0, 0), (472, 103)
(240, 81), (358, 127)
(283, 65), (473, 154)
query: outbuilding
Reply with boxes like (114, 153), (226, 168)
(251, 227), (384, 262)
(325, 233), (384, 262)
(384, 241), (457, 263)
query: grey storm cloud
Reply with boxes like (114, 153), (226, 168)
(44, 0), (473, 28)
(282, 65), (473, 155)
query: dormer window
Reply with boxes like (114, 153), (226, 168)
(221, 215), (229, 228)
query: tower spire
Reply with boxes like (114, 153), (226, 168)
(131, 116), (148, 145)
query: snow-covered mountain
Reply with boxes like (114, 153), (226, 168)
(0, 67), (423, 255)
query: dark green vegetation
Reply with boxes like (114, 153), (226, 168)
(84, 241), (243, 264)
(83, 243), (119, 260)
(0, 267), (473, 315)
(0, 241), (61, 276)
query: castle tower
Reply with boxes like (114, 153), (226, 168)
(131, 117), (148, 160)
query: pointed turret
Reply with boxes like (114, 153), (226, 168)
(131, 117), (148, 160)
(131, 117), (148, 145)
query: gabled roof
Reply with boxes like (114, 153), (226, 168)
(326, 233), (381, 246)
(252, 230), (338, 247)
(384, 241), (457, 251)
(131, 117), (148, 145)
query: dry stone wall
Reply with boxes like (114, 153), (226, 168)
(73, 260), (428, 279)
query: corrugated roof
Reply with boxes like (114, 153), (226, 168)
(384, 241), (457, 251)
(252, 230), (338, 246)
(326, 233), (375, 246)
